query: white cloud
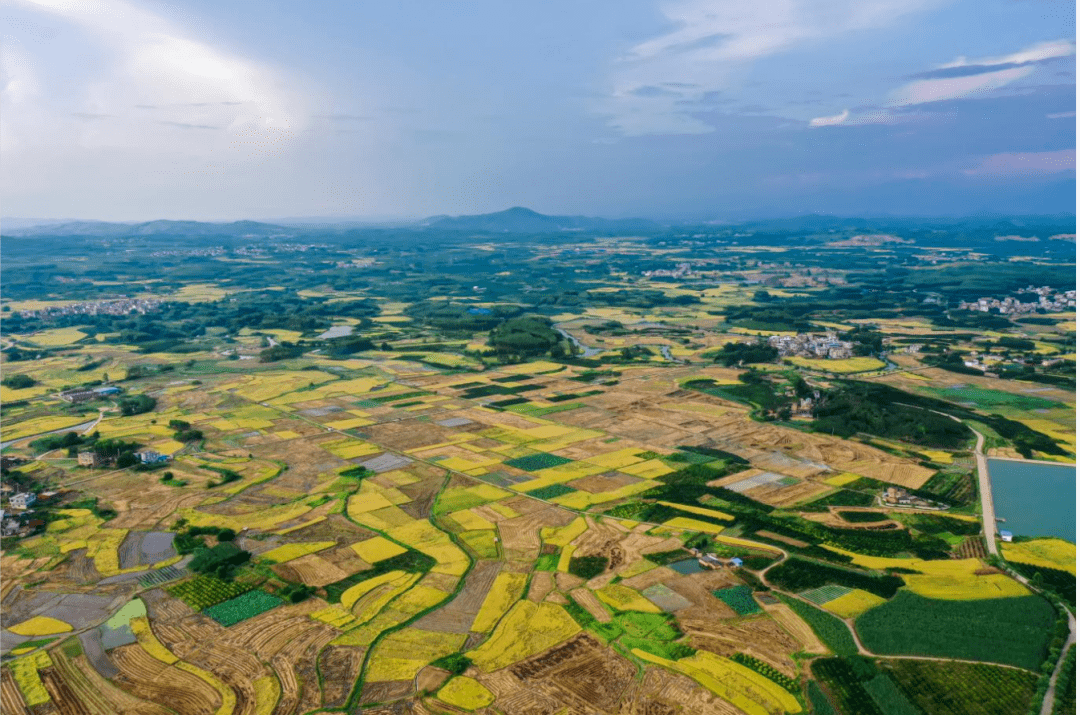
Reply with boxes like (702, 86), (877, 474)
(603, 0), (935, 135)
(4, 0), (305, 158)
(888, 66), (1032, 106)
(963, 149), (1075, 177)
(809, 109), (849, 127)
(1047, 111), (1076, 119)
(940, 39), (1075, 69)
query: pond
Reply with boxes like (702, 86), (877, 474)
(988, 458), (1076, 542)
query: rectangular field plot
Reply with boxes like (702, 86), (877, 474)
(712, 585), (762, 616)
(503, 453), (574, 471)
(202, 590), (284, 627)
(800, 585), (853, 606)
(724, 471), (790, 493)
(641, 583), (693, 612)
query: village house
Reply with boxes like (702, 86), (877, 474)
(9, 492), (37, 510)
(78, 451), (105, 468)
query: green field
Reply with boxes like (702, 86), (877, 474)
(203, 590), (284, 626)
(880, 659), (1039, 715)
(926, 385), (1063, 411)
(712, 585), (761, 615)
(855, 592), (1056, 670)
(777, 594), (859, 656)
(503, 453), (574, 471)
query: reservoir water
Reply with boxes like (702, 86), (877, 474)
(988, 458), (1076, 542)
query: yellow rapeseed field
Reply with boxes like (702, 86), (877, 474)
(787, 356), (885, 373)
(540, 516), (587, 547)
(10, 651), (53, 706)
(449, 509), (495, 532)
(822, 589), (886, 618)
(438, 677), (496, 711)
(663, 516), (725, 534)
(24, 327), (87, 346)
(825, 548), (1031, 600)
(1002, 538), (1076, 576)
(2, 414), (93, 442)
(253, 675), (281, 715)
(596, 584), (661, 613)
(823, 472), (862, 487)
(341, 571), (407, 610)
(467, 601), (580, 672)
(259, 541), (336, 563)
(8, 616), (72, 637)
(472, 572), (529, 632)
(658, 501), (734, 521)
(131, 617), (178, 664)
(632, 649), (800, 715)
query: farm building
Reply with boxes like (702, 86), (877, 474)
(1000, 530), (1014, 542)
(9, 492), (37, 509)
(136, 450), (169, 464)
(78, 451), (105, 467)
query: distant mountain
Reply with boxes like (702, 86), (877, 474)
(419, 206), (660, 233)
(3, 219), (293, 238)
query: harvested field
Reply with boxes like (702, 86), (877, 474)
(762, 602), (828, 655)
(497, 505), (576, 554)
(412, 560), (501, 634)
(117, 532), (176, 570)
(677, 612), (800, 678)
(318, 646), (364, 708)
(748, 480), (832, 507)
(623, 665), (744, 715)
(41, 667), (93, 715)
(570, 588), (612, 623)
(274, 554), (349, 587)
(509, 633), (637, 712)
(111, 644), (221, 715)
(52, 648), (171, 715)
(527, 571), (555, 603)
(356, 680), (413, 705)
(1, 668), (28, 715)
(416, 666), (450, 694)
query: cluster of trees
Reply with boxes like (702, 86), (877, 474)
(168, 419), (203, 443)
(487, 316), (563, 359)
(259, 344), (303, 362)
(189, 542), (251, 580)
(710, 340), (778, 367)
(119, 394), (156, 416)
(1, 374), (36, 389)
(810, 382), (971, 448)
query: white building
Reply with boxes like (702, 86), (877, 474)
(9, 492), (37, 509)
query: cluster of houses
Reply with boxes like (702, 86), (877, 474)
(1, 488), (40, 537)
(642, 262), (697, 279)
(689, 547), (744, 570)
(958, 286), (1076, 315)
(769, 332), (854, 360)
(18, 297), (162, 320)
(78, 449), (169, 468)
(882, 487), (947, 510)
(59, 385), (122, 404)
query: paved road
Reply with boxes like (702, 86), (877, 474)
(1041, 610), (1076, 715)
(972, 428), (999, 556)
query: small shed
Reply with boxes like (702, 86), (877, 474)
(1000, 530), (1014, 542)
(729, 557), (744, 568)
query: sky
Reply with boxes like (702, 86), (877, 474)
(1, 0), (1076, 221)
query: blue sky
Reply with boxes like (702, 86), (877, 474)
(2, 0), (1075, 220)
